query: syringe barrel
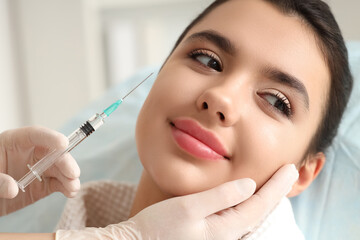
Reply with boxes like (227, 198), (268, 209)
(88, 113), (106, 130)
(67, 127), (88, 151)
(17, 113), (106, 191)
(66, 113), (105, 151)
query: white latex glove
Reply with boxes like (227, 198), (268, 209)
(56, 164), (298, 240)
(0, 126), (80, 216)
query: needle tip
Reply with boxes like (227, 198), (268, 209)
(121, 72), (154, 100)
(103, 72), (153, 117)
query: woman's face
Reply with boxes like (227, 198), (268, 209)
(136, 0), (329, 196)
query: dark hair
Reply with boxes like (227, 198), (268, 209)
(166, 0), (353, 155)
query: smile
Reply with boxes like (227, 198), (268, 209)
(170, 118), (229, 161)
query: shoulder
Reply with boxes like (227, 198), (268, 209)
(56, 180), (137, 230)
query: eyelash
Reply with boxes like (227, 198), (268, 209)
(258, 91), (292, 118)
(188, 49), (223, 72)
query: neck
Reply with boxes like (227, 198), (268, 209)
(129, 171), (172, 218)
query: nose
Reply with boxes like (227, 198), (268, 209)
(196, 85), (240, 126)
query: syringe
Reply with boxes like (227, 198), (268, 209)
(17, 73), (153, 192)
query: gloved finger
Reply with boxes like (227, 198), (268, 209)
(32, 150), (80, 181)
(47, 177), (80, 198)
(43, 168), (80, 193)
(178, 178), (256, 219)
(0, 173), (19, 199)
(54, 153), (80, 179)
(23, 126), (68, 150)
(41, 153), (79, 179)
(232, 164), (299, 226)
(43, 163), (80, 191)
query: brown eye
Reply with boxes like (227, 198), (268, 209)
(258, 91), (292, 117)
(189, 49), (223, 72)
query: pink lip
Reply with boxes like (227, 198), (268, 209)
(170, 118), (229, 161)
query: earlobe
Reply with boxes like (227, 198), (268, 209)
(287, 152), (326, 197)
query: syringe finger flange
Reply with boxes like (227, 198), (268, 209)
(27, 164), (42, 182)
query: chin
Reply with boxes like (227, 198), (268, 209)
(150, 164), (222, 197)
(159, 180), (209, 197)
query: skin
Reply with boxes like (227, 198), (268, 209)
(131, 0), (328, 216)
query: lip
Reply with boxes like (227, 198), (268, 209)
(170, 118), (229, 161)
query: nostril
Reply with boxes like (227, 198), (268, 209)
(218, 112), (225, 121)
(202, 102), (208, 109)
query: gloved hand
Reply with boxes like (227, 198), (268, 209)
(56, 164), (298, 240)
(0, 126), (80, 216)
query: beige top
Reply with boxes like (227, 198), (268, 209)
(56, 181), (137, 230)
(56, 180), (304, 240)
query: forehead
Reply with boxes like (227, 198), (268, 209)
(182, 0), (330, 113)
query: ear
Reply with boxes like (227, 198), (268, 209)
(287, 152), (325, 197)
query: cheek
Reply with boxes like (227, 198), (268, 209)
(135, 65), (199, 173)
(231, 119), (306, 189)
(136, 65), (186, 127)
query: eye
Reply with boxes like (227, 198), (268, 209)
(258, 90), (292, 117)
(189, 49), (223, 72)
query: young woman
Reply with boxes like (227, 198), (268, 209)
(58, 0), (352, 239)
(3, 0), (353, 239)
(132, 0), (352, 220)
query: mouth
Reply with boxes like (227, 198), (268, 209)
(170, 118), (230, 161)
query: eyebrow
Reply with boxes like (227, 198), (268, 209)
(186, 30), (237, 56)
(262, 66), (310, 110)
